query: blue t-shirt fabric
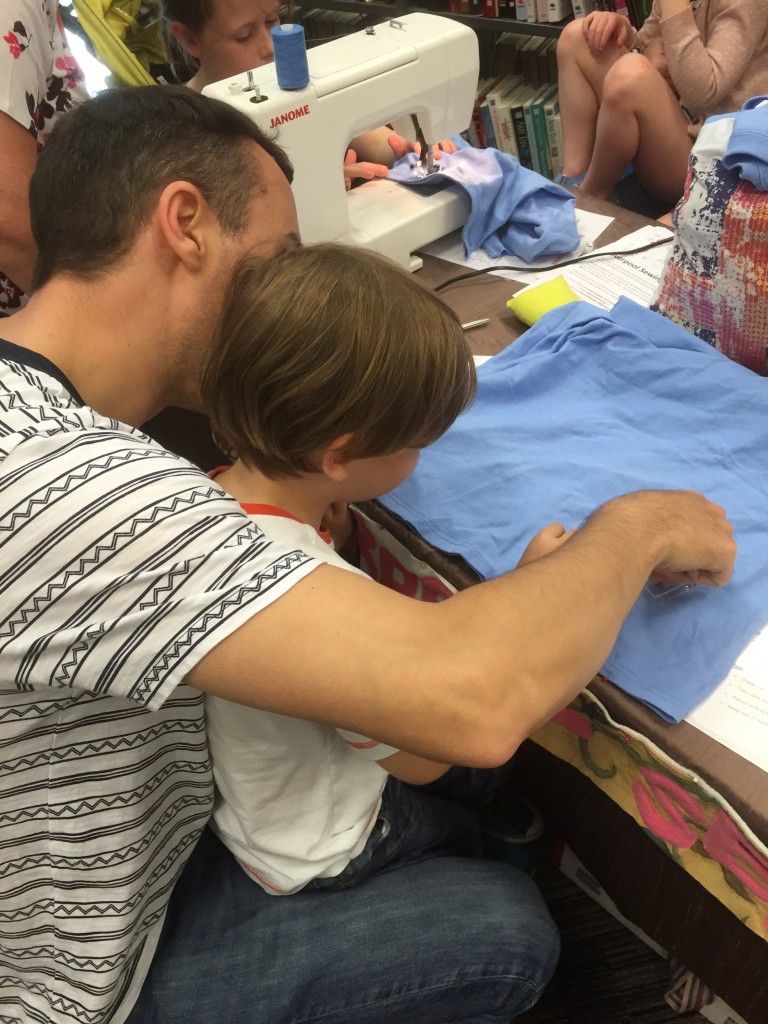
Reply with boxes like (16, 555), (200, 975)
(387, 143), (579, 262)
(381, 298), (768, 722)
(722, 95), (768, 190)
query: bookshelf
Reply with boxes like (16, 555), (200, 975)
(296, 0), (566, 38)
(291, 0), (570, 77)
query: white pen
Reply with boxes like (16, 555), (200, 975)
(460, 318), (491, 331)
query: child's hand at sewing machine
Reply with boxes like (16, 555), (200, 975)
(343, 127), (458, 190)
(516, 522), (576, 568)
(342, 148), (390, 191)
(386, 132), (459, 162)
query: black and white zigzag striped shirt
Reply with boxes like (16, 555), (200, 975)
(0, 341), (317, 1024)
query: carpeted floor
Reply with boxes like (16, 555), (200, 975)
(515, 853), (709, 1024)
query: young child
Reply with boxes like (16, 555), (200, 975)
(200, 241), (478, 893)
(201, 242), (555, 895)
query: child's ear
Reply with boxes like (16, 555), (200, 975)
(320, 434), (355, 481)
(171, 21), (202, 60)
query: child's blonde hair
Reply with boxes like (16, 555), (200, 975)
(202, 242), (477, 476)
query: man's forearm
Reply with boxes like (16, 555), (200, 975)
(189, 490), (734, 767)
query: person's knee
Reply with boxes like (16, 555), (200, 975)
(463, 867), (560, 1017)
(602, 51), (655, 107)
(556, 18), (587, 65)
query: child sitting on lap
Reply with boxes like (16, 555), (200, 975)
(201, 242), (550, 894)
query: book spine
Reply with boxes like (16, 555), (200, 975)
(544, 98), (560, 169)
(482, 0), (500, 15)
(480, 100), (497, 149)
(570, 0), (587, 17)
(531, 95), (553, 177)
(512, 103), (533, 168)
(552, 112), (563, 178)
(467, 99), (484, 148)
(548, 0), (571, 21)
(525, 0), (538, 21)
(487, 95), (507, 149)
(495, 100), (519, 157)
(536, 0), (549, 18)
(523, 100), (541, 174)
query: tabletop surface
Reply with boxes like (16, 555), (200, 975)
(374, 194), (768, 827)
(414, 194), (656, 357)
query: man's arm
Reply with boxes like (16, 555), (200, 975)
(0, 112), (38, 295)
(187, 490), (735, 767)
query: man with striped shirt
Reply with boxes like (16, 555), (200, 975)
(0, 85), (735, 1024)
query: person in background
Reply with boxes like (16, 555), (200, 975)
(160, 0), (457, 189)
(0, 0), (88, 313)
(555, 0), (768, 204)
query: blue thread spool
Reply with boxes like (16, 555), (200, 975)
(272, 24), (309, 90)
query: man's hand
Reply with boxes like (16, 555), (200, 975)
(601, 490), (736, 588)
(582, 11), (633, 55)
(517, 522), (576, 568)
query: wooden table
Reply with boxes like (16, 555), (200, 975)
(413, 195), (657, 356)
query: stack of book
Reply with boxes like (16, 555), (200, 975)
(465, 73), (563, 179)
(463, 30), (564, 178)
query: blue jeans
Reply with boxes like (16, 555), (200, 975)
(126, 777), (559, 1023)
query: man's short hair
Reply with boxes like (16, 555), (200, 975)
(202, 243), (477, 476)
(30, 85), (293, 289)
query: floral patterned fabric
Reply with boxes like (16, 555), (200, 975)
(533, 690), (768, 942)
(1, 1), (88, 312)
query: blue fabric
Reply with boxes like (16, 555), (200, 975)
(381, 298), (768, 722)
(722, 95), (768, 190)
(388, 141), (579, 263)
(125, 823), (558, 1024)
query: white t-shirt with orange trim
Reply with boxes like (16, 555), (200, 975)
(206, 503), (399, 895)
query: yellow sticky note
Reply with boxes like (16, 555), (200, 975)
(506, 276), (580, 326)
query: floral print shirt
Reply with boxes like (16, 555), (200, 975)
(1, 1), (88, 312)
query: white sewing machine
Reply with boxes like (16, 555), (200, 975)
(204, 13), (478, 270)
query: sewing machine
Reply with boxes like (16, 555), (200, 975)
(203, 13), (479, 270)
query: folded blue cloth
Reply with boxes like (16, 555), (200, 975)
(387, 143), (579, 263)
(721, 95), (768, 190)
(381, 298), (768, 722)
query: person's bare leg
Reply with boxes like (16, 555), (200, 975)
(580, 52), (692, 203)
(556, 20), (627, 177)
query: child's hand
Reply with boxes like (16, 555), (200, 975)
(517, 522), (575, 568)
(582, 11), (632, 55)
(386, 134), (458, 163)
(342, 148), (389, 191)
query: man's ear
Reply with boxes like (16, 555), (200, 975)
(319, 433), (356, 481)
(155, 181), (211, 272)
